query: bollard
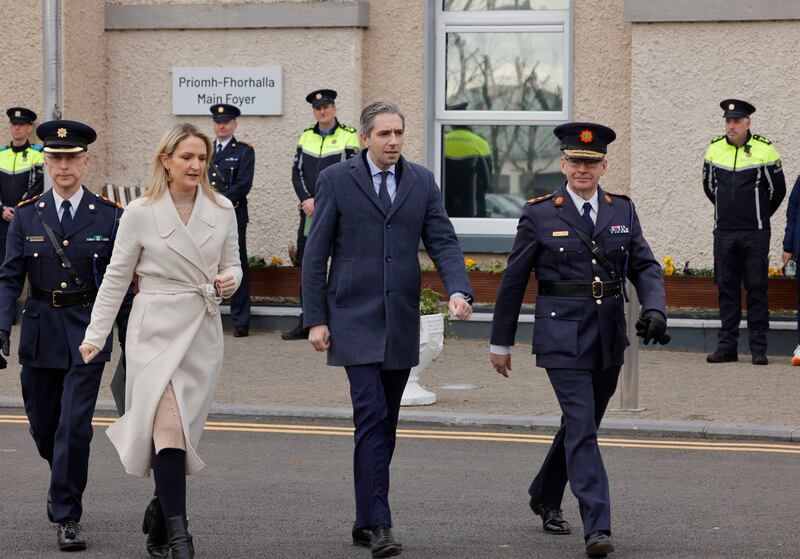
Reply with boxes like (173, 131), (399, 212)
(617, 286), (644, 411)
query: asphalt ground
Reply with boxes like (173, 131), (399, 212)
(0, 410), (798, 558)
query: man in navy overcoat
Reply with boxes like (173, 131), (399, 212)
(490, 123), (668, 557)
(302, 101), (473, 558)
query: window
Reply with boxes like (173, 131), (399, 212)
(434, 1), (571, 236)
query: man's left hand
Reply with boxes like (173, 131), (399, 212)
(448, 296), (472, 321)
(635, 310), (669, 345)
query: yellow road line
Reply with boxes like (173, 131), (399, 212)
(2, 415), (799, 455)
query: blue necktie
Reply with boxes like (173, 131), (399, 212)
(216, 143), (222, 155)
(61, 200), (73, 235)
(378, 171), (392, 212)
(581, 202), (594, 234)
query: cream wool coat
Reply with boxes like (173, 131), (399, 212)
(83, 189), (241, 477)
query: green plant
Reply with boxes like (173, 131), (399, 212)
(419, 286), (446, 316)
(248, 255), (267, 268)
(484, 260), (506, 274)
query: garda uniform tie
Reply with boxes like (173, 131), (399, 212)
(60, 200), (73, 234)
(216, 142), (222, 154)
(581, 202), (594, 234)
(378, 171), (392, 212)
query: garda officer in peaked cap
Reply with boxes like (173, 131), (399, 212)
(490, 122), (668, 557)
(208, 103), (255, 337)
(0, 107), (45, 264)
(0, 119), (132, 552)
(703, 99), (785, 365)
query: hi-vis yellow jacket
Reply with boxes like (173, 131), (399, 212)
(292, 120), (359, 202)
(702, 132), (785, 230)
(0, 141), (44, 211)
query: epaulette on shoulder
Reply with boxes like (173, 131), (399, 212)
(341, 125), (357, 133)
(606, 192), (630, 201)
(17, 194), (41, 208)
(752, 134), (772, 145)
(240, 141), (254, 149)
(527, 193), (554, 205)
(98, 195), (123, 209)
(30, 144), (43, 152)
(711, 135), (726, 144)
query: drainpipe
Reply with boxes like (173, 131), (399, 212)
(42, 0), (61, 191)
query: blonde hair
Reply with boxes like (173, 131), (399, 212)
(142, 123), (223, 206)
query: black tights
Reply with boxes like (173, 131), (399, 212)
(153, 448), (186, 518)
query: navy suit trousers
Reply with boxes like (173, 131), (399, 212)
(20, 361), (104, 522)
(345, 364), (410, 529)
(529, 365), (621, 537)
(230, 218), (251, 328)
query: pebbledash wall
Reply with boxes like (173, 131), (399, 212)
(2, 0), (799, 268)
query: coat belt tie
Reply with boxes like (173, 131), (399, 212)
(138, 276), (222, 316)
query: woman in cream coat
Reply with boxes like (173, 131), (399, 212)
(80, 123), (241, 559)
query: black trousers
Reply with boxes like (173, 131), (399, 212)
(713, 229), (770, 352)
(230, 219), (251, 328)
(295, 211), (308, 328)
(529, 365), (620, 537)
(20, 361), (105, 522)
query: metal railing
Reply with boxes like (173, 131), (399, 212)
(103, 184), (144, 208)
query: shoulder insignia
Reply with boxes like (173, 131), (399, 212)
(341, 125), (357, 133)
(710, 135), (726, 144)
(30, 144), (43, 152)
(98, 195), (123, 209)
(17, 194), (41, 208)
(606, 192), (631, 201)
(526, 193), (554, 205)
(752, 134), (772, 145)
(241, 141), (254, 149)
(603, 194), (613, 204)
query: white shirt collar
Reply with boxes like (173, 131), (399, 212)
(366, 150), (396, 177)
(52, 186), (84, 216)
(216, 136), (232, 151)
(565, 183), (599, 217)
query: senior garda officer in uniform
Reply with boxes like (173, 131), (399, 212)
(283, 88), (360, 340)
(490, 123), (668, 557)
(0, 120), (131, 551)
(209, 103), (254, 337)
(0, 107), (45, 264)
(703, 99), (785, 365)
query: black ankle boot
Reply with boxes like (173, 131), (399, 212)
(165, 515), (195, 559)
(142, 496), (169, 558)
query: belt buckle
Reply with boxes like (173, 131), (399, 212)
(591, 280), (604, 299)
(52, 290), (63, 308)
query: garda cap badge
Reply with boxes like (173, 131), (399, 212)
(217, 106), (224, 113)
(316, 93), (322, 100)
(14, 111), (21, 117)
(56, 128), (68, 138)
(728, 103), (735, 110)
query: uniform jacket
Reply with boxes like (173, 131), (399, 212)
(0, 187), (130, 368)
(490, 184), (666, 370)
(0, 142), (44, 215)
(703, 132), (785, 230)
(83, 190), (242, 476)
(208, 136), (254, 223)
(292, 120), (360, 202)
(302, 150), (472, 369)
(782, 175), (800, 257)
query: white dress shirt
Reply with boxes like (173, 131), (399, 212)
(51, 187), (84, 220)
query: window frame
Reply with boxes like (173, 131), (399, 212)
(433, 2), (573, 238)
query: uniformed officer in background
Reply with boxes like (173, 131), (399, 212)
(0, 120), (131, 551)
(209, 103), (254, 337)
(282, 88), (359, 340)
(490, 123), (668, 557)
(443, 102), (493, 217)
(0, 107), (45, 263)
(703, 99), (785, 365)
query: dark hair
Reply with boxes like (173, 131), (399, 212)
(359, 101), (405, 136)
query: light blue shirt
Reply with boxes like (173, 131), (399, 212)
(365, 151), (397, 202)
(566, 184), (598, 224)
(52, 187), (84, 220)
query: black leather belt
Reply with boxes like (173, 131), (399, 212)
(30, 285), (97, 308)
(538, 280), (622, 299)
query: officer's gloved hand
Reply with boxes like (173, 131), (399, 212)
(635, 310), (670, 345)
(0, 329), (10, 369)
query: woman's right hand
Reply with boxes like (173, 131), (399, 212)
(79, 343), (101, 364)
(783, 251), (793, 266)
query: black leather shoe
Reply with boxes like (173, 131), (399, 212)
(352, 523), (372, 547)
(233, 326), (249, 338)
(585, 531), (614, 557)
(370, 525), (402, 558)
(165, 515), (194, 559)
(706, 348), (738, 363)
(47, 491), (54, 523)
(529, 497), (571, 535)
(281, 325), (309, 340)
(752, 352), (768, 365)
(57, 519), (87, 551)
(142, 496), (169, 558)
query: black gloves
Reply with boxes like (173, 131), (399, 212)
(0, 329), (9, 369)
(635, 310), (670, 345)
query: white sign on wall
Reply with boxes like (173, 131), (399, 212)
(172, 66), (283, 115)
